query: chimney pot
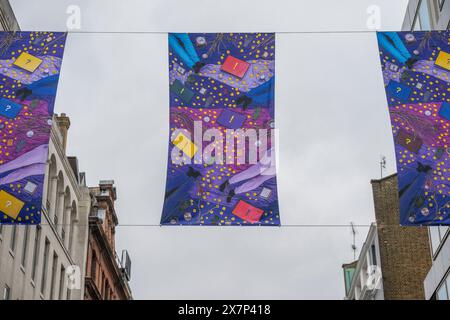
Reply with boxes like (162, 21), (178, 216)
(56, 114), (71, 152)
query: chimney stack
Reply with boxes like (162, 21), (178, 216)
(56, 113), (71, 152)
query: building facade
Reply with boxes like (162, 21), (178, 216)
(0, 0), (19, 31)
(343, 223), (384, 300)
(0, 1), (132, 300)
(343, 174), (432, 300)
(403, 0), (450, 30)
(0, 118), (133, 301)
(0, 1), (91, 300)
(84, 180), (132, 300)
(402, 0), (450, 300)
(0, 114), (91, 300)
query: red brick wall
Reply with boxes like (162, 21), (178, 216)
(85, 234), (129, 300)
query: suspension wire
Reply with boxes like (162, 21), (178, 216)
(0, 28), (413, 229)
(4, 223), (401, 228)
(62, 30), (379, 35)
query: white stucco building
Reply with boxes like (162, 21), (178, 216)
(0, 114), (91, 300)
(0, 0), (90, 301)
(343, 223), (384, 300)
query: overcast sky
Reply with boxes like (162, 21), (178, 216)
(11, 0), (409, 299)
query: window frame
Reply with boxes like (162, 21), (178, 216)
(3, 285), (10, 300)
(436, 270), (450, 300)
(21, 226), (30, 267)
(49, 252), (58, 299)
(31, 226), (41, 281)
(58, 265), (66, 300)
(414, 0), (433, 30)
(429, 226), (450, 258)
(9, 225), (17, 252)
(40, 238), (50, 295)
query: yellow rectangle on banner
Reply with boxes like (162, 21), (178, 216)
(172, 132), (198, 158)
(435, 51), (450, 71)
(0, 190), (24, 220)
(13, 52), (43, 72)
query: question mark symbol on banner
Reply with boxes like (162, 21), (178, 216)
(5, 200), (12, 207)
(5, 105), (11, 111)
(406, 138), (411, 144)
(396, 87), (402, 93)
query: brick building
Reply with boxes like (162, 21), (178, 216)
(343, 174), (432, 299)
(84, 180), (132, 300)
(402, 0), (450, 300)
(371, 174), (432, 299)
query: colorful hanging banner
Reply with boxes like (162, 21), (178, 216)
(377, 31), (450, 225)
(0, 32), (67, 225)
(162, 33), (280, 226)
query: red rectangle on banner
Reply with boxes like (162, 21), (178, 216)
(232, 200), (264, 223)
(221, 55), (250, 78)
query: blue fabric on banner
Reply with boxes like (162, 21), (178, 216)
(162, 33), (280, 226)
(377, 31), (450, 225)
(0, 32), (67, 225)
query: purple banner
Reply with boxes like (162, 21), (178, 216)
(0, 32), (67, 225)
(377, 31), (450, 225)
(162, 33), (280, 226)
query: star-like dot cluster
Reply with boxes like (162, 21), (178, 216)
(380, 31), (450, 224)
(164, 33), (279, 226)
(0, 32), (66, 224)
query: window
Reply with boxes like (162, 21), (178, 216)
(49, 253), (58, 299)
(10, 225), (17, 251)
(446, 275), (450, 298)
(91, 251), (97, 281)
(437, 282), (449, 300)
(100, 272), (105, 297)
(3, 285), (10, 300)
(436, 271), (450, 300)
(343, 267), (355, 295)
(437, 0), (446, 10)
(97, 208), (106, 221)
(442, 226), (450, 239)
(104, 281), (110, 300)
(416, 0), (432, 30)
(31, 226), (41, 281)
(40, 239), (50, 295)
(429, 226), (449, 256)
(370, 244), (377, 266)
(21, 226), (29, 267)
(59, 266), (65, 300)
(69, 213), (76, 253)
(430, 227), (441, 255)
